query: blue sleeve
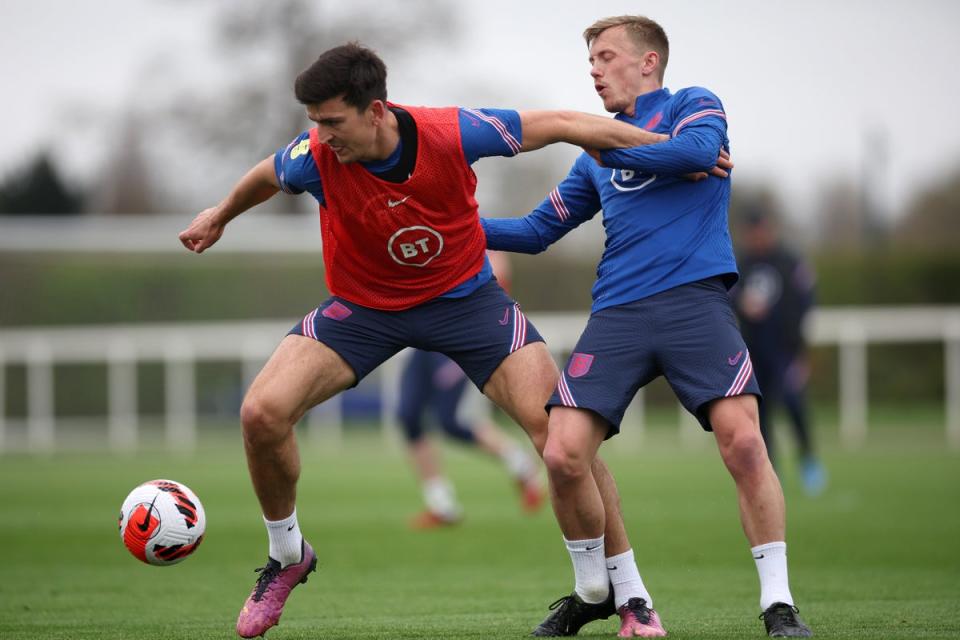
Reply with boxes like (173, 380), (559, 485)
(458, 108), (522, 164)
(599, 87), (728, 175)
(481, 154), (600, 254)
(274, 131), (325, 205)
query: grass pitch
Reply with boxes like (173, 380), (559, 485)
(1, 413), (958, 639)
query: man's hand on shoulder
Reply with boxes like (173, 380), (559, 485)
(179, 208), (226, 254)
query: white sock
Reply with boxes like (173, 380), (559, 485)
(264, 508), (303, 568)
(501, 445), (536, 480)
(752, 541), (794, 610)
(607, 548), (653, 609)
(565, 535), (609, 604)
(423, 476), (462, 519)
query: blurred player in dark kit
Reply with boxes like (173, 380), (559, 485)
(398, 251), (544, 528)
(733, 206), (826, 496)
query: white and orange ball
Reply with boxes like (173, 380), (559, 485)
(118, 479), (206, 566)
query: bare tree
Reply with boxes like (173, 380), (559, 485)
(88, 113), (159, 215)
(97, 0), (460, 215)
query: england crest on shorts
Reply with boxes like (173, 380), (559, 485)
(322, 301), (353, 321)
(568, 353), (594, 378)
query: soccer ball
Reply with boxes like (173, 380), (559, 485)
(118, 479), (206, 566)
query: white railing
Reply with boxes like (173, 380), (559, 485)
(1, 307), (959, 453)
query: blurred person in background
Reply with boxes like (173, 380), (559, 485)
(482, 15), (812, 638)
(398, 251), (544, 528)
(178, 42), (672, 639)
(733, 207), (826, 496)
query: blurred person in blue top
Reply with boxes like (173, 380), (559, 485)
(733, 205), (826, 496)
(398, 251), (545, 529)
(482, 15), (812, 638)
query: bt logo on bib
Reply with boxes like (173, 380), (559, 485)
(387, 226), (444, 267)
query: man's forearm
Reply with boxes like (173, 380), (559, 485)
(562, 111), (668, 149)
(519, 110), (667, 152)
(213, 157), (281, 224)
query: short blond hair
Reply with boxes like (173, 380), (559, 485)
(583, 15), (669, 81)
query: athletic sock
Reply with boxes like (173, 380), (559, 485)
(423, 476), (462, 520)
(752, 541), (794, 610)
(606, 548), (653, 609)
(264, 508), (303, 568)
(501, 445), (536, 481)
(565, 535), (609, 604)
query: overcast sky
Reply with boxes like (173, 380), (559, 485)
(2, 0), (959, 222)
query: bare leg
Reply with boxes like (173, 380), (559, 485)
(407, 437), (444, 481)
(482, 342), (557, 454)
(405, 436), (462, 524)
(470, 421), (514, 457)
(709, 394), (809, 631)
(541, 407), (608, 539)
(234, 335), (357, 638)
(708, 394), (785, 544)
(592, 457), (630, 556)
(483, 343), (629, 552)
(239, 335), (356, 520)
(472, 421), (539, 483)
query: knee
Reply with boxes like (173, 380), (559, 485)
(542, 437), (590, 484)
(719, 428), (769, 479)
(239, 394), (293, 447)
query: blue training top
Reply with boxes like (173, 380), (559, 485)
(275, 107), (524, 299)
(481, 87), (738, 313)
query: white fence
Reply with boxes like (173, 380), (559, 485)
(1, 307), (959, 453)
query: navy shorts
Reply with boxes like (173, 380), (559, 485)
(549, 277), (761, 436)
(288, 279), (543, 390)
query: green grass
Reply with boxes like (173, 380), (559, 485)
(1, 416), (958, 639)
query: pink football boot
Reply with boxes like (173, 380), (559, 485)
(617, 597), (667, 638)
(236, 540), (317, 638)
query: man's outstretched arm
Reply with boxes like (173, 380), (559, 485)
(518, 110), (668, 153)
(179, 157), (280, 254)
(482, 154), (601, 254)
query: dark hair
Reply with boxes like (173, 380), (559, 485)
(294, 42), (387, 110)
